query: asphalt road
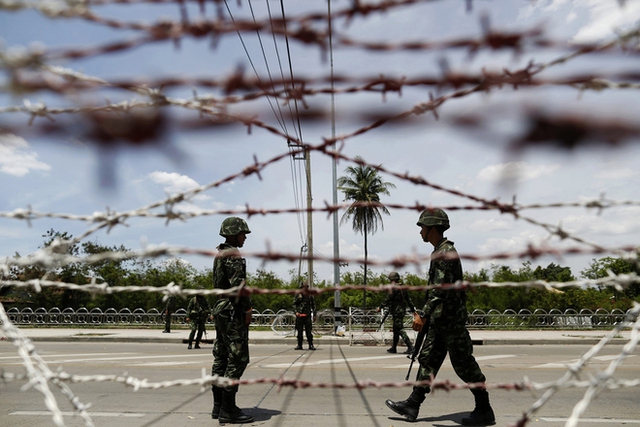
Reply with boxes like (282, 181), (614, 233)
(2, 341), (639, 427)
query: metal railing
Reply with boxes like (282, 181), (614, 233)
(2, 306), (632, 331)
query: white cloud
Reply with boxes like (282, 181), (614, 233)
(468, 218), (513, 232)
(318, 239), (361, 258)
(0, 133), (50, 176)
(561, 207), (640, 235)
(571, 0), (640, 43)
(521, 0), (640, 43)
(148, 171), (210, 203)
(476, 162), (560, 184)
(595, 167), (639, 180)
(477, 232), (543, 255)
(149, 171), (198, 193)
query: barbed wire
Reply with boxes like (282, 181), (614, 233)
(0, 303), (95, 427)
(514, 302), (640, 427)
(2, 300), (639, 427)
(2, 1), (640, 426)
(1, 271), (639, 303)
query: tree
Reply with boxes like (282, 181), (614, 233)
(533, 263), (575, 282)
(581, 255), (640, 300)
(337, 156), (395, 309)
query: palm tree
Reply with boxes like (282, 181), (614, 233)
(337, 156), (395, 309)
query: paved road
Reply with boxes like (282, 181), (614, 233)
(2, 340), (639, 427)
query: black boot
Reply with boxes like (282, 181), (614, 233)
(295, 337), (303, 350)
(308, 337), (315, 350)
(403, 338), (414, 355)
(461, 388), (495, 426)
(211, 386), (222, 419)
(385, 388), (426, 422)
(388, 334), (399, 353)
(219, 386), (254, 424)
(187, 330), (195, 349)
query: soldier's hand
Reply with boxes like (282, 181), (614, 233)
(244, 311), (252, 326)
(412, 312), (426, 332)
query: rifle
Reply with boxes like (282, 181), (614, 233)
(378, 309), (390, 330)
(405, 314), (429, 381)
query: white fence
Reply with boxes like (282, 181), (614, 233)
(3, 306), (631, 331)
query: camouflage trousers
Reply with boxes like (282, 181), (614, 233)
(414, 318), (486, 393)
(295, 315), (313, 345)
(391, 315), (412, 347)
(211, 309), (250, 380)
(188, 314), (206, 343)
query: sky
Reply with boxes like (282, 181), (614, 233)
(1, 0), (640, 287)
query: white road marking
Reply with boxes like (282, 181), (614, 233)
(261, 355), (403, 368)
(261, 354), (516, 369)
(541, 418), (640, 424)
(475, 354), (516, 361)
(5, 353), (208, 365)
(0, 353), (134, 361)
(384, 354), (516, 369)
(10, 411), (145, 417)
(532, 354), (635, 369)
(135, 361), (202, 366)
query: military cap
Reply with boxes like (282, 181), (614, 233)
(388, 271), (401, 282)
(219, 217), (251, 237)
(416, 208), (450, 231)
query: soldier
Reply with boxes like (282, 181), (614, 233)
(385, 208), (495, 426)
(162, 295), (176, 333)
(377, 272), (415, 354)
(186, 289), (210, 349)
(293, 282), (316, 350)
(210, 217), (254, 424)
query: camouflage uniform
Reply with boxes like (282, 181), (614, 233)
(210, 216), (253, 424)
(414, 238), (485, 390)
(293, 286), (316, 350)
(379, 273), (415, 354)
(162, 295), (176, 333)
(385, 209), (494, 426)
(211, 242), (251, 379)
(187, 294), (210, 349)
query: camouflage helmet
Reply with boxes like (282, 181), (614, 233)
(219, 217), (251, 237)
(416, 208), (450, 231)
(388, 271), (401, 282)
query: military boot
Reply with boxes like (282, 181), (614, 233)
(308, 338), (316, 350)
(385, 388), (426, 422)
(211, 386), (222, 419)
(403, 335), (414, 354)
(218, 386), (254, 424)
(387, 334), (399, 353)
(461, 388), (495, 426)
(403, 342), (414, 355)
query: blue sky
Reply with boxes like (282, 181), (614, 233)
(1, 0), (639, 285)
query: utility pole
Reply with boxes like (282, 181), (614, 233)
(328, 0), (341, 333)
(305, 147), (313, 288)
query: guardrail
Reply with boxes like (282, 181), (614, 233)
(2, 307), (632, 331)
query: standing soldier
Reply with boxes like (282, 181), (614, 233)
(377, 271), (415, 354)
(211, 217), (254, 424)
(162, 294), (176, 333)
(186, 289), (210, 349)
(385, 208), (495, 426)
(293, 282), (316, 350)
